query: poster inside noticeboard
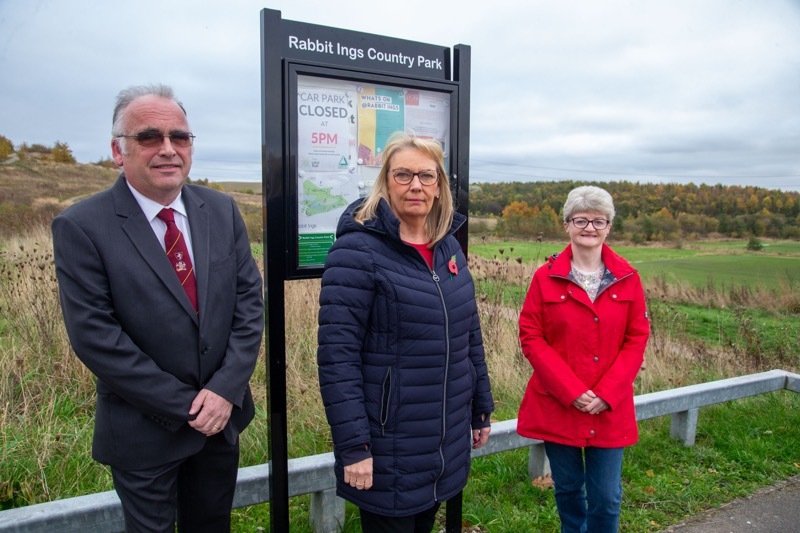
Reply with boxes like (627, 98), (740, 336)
(293, 71), (455, 271)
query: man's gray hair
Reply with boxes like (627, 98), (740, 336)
(111, 84), (188, 152)
(562, 185), (616, 222)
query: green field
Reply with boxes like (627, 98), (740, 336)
(470, 237), (800, 375)
(470, 239), (800, 290)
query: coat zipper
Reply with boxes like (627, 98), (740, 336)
(431, 267), (449, 502)
(406, 241), (451, 502)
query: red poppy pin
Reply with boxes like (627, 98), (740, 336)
(448, 255), (458, 278)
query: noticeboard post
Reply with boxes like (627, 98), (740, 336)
(260, 8), (470, 530)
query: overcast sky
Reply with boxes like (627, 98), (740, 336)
(1, 0), (799, 191)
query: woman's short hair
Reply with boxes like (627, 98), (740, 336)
(355, 132), (454, 246)
(562, 185), (616, 223)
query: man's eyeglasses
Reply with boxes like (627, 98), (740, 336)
(569, 217), (610, 230)
(116, 130), (195, 148)
(390, 168), (439, 186)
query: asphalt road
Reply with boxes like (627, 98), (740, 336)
(660, 474), (800, 532)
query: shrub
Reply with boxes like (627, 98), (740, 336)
(26, 143), (51, 154)
(0, 134), (13, 162)
(94, 157), (118, 169)
(746, 236), (764, 251)
(51, 141), (76, 164)
(15, 143), (28, 161)
(241, 209), (262, 244)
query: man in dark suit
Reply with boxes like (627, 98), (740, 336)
(52, 84), (264, 532)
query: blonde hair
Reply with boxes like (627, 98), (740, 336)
(355, 132), (454, 246)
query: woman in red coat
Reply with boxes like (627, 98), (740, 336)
(517, 186), (650, 533)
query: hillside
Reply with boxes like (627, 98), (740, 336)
(0, 160), (118, 237)
(0, 160), (262, 241)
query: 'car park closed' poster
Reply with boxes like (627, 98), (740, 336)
(296, 74), (451, 267)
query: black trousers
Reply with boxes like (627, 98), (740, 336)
(110, 433), (239, 533)
(360, 502), (441, 533)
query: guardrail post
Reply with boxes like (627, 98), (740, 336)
(785, 373), (800, 393)
(670, 408), (699, 445)
(309, 488), (345, 533)
(528, 442), (550, 479)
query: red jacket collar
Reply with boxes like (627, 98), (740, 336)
(547, 243), (636, 279)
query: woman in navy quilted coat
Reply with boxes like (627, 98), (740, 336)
(317, 133), (494, 532)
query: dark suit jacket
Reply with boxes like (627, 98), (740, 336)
(52, 175), (264, 470)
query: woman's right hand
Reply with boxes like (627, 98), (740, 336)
(344, 457), (373, 490)
(572, 391), (596, 411)
(573, 390), (608, 414)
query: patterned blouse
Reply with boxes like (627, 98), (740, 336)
(569, 262), (607, 302)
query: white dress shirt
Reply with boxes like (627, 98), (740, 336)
(126, 181), (195, 266)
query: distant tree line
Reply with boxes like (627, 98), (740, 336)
(186, 177), (224, 191)
(470, 180), (800, 241)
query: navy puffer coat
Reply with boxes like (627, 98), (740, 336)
(317, 198), (494, 516)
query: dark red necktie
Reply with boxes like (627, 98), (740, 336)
(157, 208), (198, 313)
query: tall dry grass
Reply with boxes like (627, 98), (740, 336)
(281, 278), (331, 454)
(0, 224), (100, 505)
(0, 225), (95, 417)
(647, 273), (800, 315)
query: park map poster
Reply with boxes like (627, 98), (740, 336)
(296, 75), (451, 268)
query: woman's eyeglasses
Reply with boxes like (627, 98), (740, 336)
(390, 168), (438, 186)
(116, 129), (195, 148)
(569, 217), (610, 230)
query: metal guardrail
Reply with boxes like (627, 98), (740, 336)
(1, 369), (798, 532)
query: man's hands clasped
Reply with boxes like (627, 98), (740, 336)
(188, 388), (233, 436)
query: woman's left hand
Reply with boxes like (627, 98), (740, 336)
(583, 395), (609, 415)
(472, 426), (491, 449)
(344, 457), (373, 490)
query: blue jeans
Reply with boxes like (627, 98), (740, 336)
(544, 442), (625, 533)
